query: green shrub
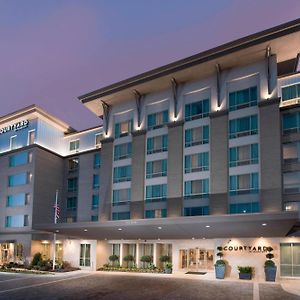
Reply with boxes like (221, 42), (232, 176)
(215, 260), (226, 266)
(265, 247), (276, 268)
(165, 262), (172, 269)
(264, 260), (275, 268)
(140, 255), (152, 263)
(159, 255), (171, 263)
(238, 266), (253, 274)
(31, 253), (43, 267)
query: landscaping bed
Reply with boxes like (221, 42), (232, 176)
(98, 265), (165, 273)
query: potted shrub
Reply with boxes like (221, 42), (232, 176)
(264, 246), (277, 282)
(214, 247), (226, 279)
(140, 255), (152, 268)
(159, 255), (172, 273)
(164, 262), (173, 274)
(238, 266), (253, 280)
(123, 254), (135, 268)
(108, 254), (119, 267)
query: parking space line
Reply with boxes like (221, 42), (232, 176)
(0, 277), (34, 283)
(0, 273), (93, 294)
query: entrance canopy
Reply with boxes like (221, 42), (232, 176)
(34, 212), (299, 240)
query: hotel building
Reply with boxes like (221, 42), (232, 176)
(1, 19), (300, 280)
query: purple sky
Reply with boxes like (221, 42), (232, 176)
(1, 0), (300, 130)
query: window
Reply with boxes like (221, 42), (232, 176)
(282, 83), (300, 101)
(7, 193), (29, 207)
(283, 171), (300, 194)
(112, 211), (130, 220)
(282, 112), (300, 134)
(147, 110), (169, 130)
(185, 99), (209, 121)
(184, 206), (209, 216)
(145, 209), (167, 219)
(147, 135), (168, 154)
(68, 158), (79, 172)
(146, 159), (167, 178)
(94, 153), (101, 168)
(113, 165), (131, 183)
(5, 215), (29, 228)
(67, 178), (78, 192)
(80, 244), (91, 267)
(113, 188), (131, 206)
(229, 144), (259, 167)
(67, 197), (77, 211)
(185, 152), (209, 173)
(280, 243), (300, 277)
(229, 202), (260, 214)
(184, 179), (209, 199)
(10, 135), (17, 150)
(92, 194), (99, 210)
(283, 142), (300, 164)
(229, 86), (257, 111)
(9, 152), (31, 167)
(145, 184), (167, 203)
(15, 243), (24, 261)
(229, 173), (259, 195)
(8, 172), (30, 187)
(115, 120), (133, 138)
(112, 244), (120, 256)
(185, 125), (209, 147)
(93, 174), (100, 189)
(285, 202), (300, 211)
(91, 215), (98, 222)
(114, 143), (132, 160)
(229, 115), (258, 139)
(28, 130), (35, 145)
(69, 140), (80, 152)
(66, 216), (76, 223)
(95, 134), (102, 148)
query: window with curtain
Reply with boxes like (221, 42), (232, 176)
(69, 140), (79, 152)
(7, 193), (28, 207)
(147, 135), (168, 154)
(185, 152), (209, 173)
(283, 142), (300, 163)
(282, 112), (300, 134)
(114, 142), (132, 160)
(115, 119), (133, 138)
(94, 153), (101, 168)
(185, 99), (210, 121)
(145, 209), (167, 219)
(184, 179), (209, 199)
(229, 86), (257, 111)
(5, 215), (28, 228)
(283, 171), (300, 194)
(229, 115), (258, 139)
(229, 144), (258, 167)
(9, 152), (30, 167)
(146, 159), (167, 178)
(93, 174), (100, 189)
(282, 83), (300, 101)
(113, 165), (132, 183)
(147, 110), (168, 130)
(229, 173), (259, 195)
(80, 244), (91, 267)
(112, 188), (131, 206)
(68, 158), (79, 172)
(92, 194), (99, 210)
(185, 125), (209, 147)
(8, 172), (28, 187)
(145, 184), (167, 203)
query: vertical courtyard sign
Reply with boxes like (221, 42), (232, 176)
(0, 120), (29, 134)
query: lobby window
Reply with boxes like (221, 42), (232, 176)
(283, 142), (300, 164)
(69, 140), (80, 152)
(68, 158), (79, 172)
(115, 120), (133, 138)
(145, 184), (167, 203)
(114, 142), (132, 161)
(93, 174), (100, 189)
(7, 193), (29, 207)
(280, 243), (300, 277)
(94, 153), (101, 169)
(283, 171), (300, 194)
(10, 135), (17, 150)
(282, 83), (300, 101)
(80, 244), (91, 267)
(229, 115), (258, 139)
(5, 215), (29, 228)
(66, 197), (77, 211)
(185, 152), (209, 173)
(184, 179), (209, 199)
(229, 144), (258, 167)
(27, 130), (35, 145)
(146, 159), (167, 178)
(67, 178), (78, 192)
(8, 172), (30, 187)
(284, 202), (300, 211)
(229, 86), (257, 111)
(66, 216), (76, 223)
(185, 99), (209, 121)
(147, 110), (169, 130)
(282, 112), (300, 134)
(91, 215), (98, 222)
(112, 211), (130, 220)
(184, 206), (209, 216)
(185, 125), (209, 147)
(92, 194), (99, 210)
(147, 134), (168, 154)
(112, 188), (131, 206)
(9, 151), (31, 167)
(229, 173), (259, 195)
(95, 134), (102, 148)
(229, 202), (260, 214)
(145, 209), (167, 219)
(113, 165), (131, 183)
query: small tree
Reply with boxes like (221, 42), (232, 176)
(31, 252), (43, 267)
(265, 247), (275, 268)
(140, 255), (153, 268)
(159, 255), (171, 269)
(215, 247), (225, 266)
(109, 254), (119, 267)
(123, 255), (135, 268)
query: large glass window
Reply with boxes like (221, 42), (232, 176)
(92, 194), (99, 210)
(147, 135), (168, 154)
(185, 99), (209, 121)
(7, 193), (29, 207)
(229, 115), (258, 139)
(282, 83), (300, 101)
(80, 244), (91, 267)
(112, 188), (131, 206)
(67, 178), (78, 192)
(147, 110), (168, 130)
(229, 86), (257, 111)
(28, 130), (35, 145)
(184, 179), (209, 199)
(66, 197), (77, 211)
(185, 152), (209, 173)
(115, 120), (133, 138)
(10, 135), (17, 150)
(145, 184), (167, 203)
(283, 171), (300, 194)
(229, 144), (258, 167)
(69, 140), (80, 152)
(9, 152), (31, 167)
(113, 165), (131, 183)
(146, 159), (167, 178)
(114, 143), (132, 160)
(184, 206), (209, 216)
(94, 153), (101, 169)
(68, 158), (79, 172)
(112, 211), (130, 220)
(282, 112), (300, 134)
(8, 172), (29, 187)
(229, 173), (259, 195)
(93, 174), (100, 189)
(280, 243), (300, 277)
(95, 134), (102, 148)
(185, 125), (209, 147)
(5, 215), (29, 228)
(145, 209), (167, 219)
(229, 202), (260, 214)
(283, 142), (300, 164)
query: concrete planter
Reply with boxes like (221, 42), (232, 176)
(164, 268), (172, 274)
(239, 272), (252, 280)
(265, 266), (277, 282)
(215, 265), (225, 279)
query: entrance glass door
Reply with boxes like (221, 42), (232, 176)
(180, 248), (214, 271)
(1, 243), (10, 264)
(281, 243), (300, 277)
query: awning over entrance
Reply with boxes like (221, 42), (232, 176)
(34, 212), (299, 240)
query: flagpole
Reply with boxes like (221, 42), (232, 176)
(52, 189), (58, 271)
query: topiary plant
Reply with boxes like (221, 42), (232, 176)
(31, 252), (43, 267)
(140, 255), (153, 268)
(109, 254), (119, 266)
(123, 255), (135, 268)
(264, 247), (275, 268)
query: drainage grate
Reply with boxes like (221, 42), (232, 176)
(185, 272), (207, 275)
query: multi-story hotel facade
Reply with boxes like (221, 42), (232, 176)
(1, 19), (300, 280)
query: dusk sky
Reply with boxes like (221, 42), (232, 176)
(1, 0), (300, 130)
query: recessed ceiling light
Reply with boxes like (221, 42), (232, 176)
(262, 223), (267, 226)
(138, 238), (141, 241)
(205, 225), (210, 228)
(202, 237), (206, 240)
(243, 210), (247, 213)
(192, 237), (195, 240)
(104, 238), (107, 241)
(84, 229), (88, 232)
(158, 226), (162, 230)
(55, 230), (59, 233)
(118, 228), (122, 231)
(158, 238), (160, 241)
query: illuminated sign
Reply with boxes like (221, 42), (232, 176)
(0, 120), (29, 135)
(220, 245), (269, 253)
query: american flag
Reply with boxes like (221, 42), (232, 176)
(54, 203), (60, 223)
